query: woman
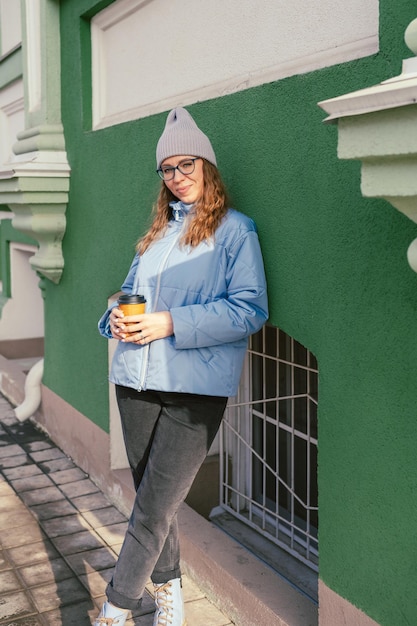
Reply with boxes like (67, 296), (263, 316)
(95, 107), (268, 626)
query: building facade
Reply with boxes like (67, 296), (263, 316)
(0, 1), (417, 625)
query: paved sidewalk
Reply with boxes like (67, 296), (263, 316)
(0, 393), (233, 626)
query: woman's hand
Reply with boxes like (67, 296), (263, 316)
(110, 308), (173, 345)
(109, 307), (125, 339)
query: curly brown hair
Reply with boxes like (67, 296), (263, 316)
(136, 160), (230, 255)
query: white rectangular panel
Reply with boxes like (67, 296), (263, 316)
(92, 0), (379, 129)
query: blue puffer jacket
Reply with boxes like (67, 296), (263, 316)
(98, 201), (268, 397)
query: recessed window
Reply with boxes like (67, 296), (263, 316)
(214, 325), (318, 595)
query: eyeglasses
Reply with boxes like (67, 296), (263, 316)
(156, 157), (201, 181)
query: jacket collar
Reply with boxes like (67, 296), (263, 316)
(169, 201), (194, 222)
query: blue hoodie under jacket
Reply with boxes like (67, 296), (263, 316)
(98, 202), (268, 397)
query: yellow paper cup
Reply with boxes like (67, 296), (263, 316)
(118, 294), (146, 317)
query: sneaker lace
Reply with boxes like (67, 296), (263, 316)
(154, 582), (174, 625)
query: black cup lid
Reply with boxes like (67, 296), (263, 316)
(118, 294), (146, 304)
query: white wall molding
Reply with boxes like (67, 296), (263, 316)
(24, 0), (41, 114)
(0, 79), (24, 165)
(0, 0), (22, 57)
(0, 0), (71, 285)
(92, 0), (379, 130)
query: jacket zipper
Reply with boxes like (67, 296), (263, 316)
(137, 224), (185, 391)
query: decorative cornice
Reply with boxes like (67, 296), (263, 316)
(0, 146), (70, 283)
(0, 0), (70, 284)
(319, 18), (417, 123)
(318, 17), (417, 274)
(13, 124), (66, 154)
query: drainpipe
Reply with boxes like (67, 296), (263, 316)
(14, 358), (44, 422)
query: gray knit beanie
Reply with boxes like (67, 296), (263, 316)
(156, 107), (217, 168)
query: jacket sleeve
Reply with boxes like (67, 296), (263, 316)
(170, 229), (268, 349)
(97, 254), (140, 339)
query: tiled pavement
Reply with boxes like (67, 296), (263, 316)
(0, 393), (233, 626)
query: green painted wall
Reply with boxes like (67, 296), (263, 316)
(50, 1), (417, 624)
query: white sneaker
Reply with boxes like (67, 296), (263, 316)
(93, 601), (129, 625)
(153, 578), (186, 626)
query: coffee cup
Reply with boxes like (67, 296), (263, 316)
(118, 294), (146, 317)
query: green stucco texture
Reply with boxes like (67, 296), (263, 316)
(41, 1), (417, 624)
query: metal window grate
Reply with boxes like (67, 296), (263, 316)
(219, 325), (318, 571)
